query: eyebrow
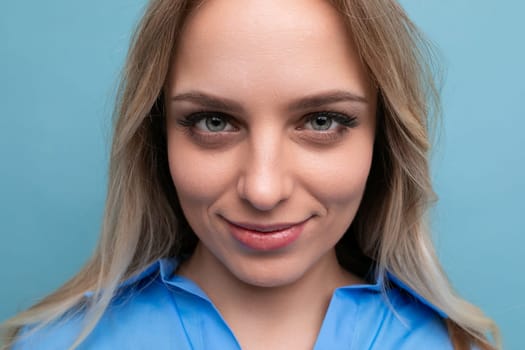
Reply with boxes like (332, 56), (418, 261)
(170, 89), (368, 113)
(289, 90), (368, 110)
(171, 92), (244, 113)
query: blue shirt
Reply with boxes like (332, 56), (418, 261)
(14, 258), (454, 349)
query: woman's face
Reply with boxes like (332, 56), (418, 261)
(165, 0), (377, 287)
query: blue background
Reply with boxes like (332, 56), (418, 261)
(1, 1), (523, 348)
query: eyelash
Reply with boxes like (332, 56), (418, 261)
(176, 110), (358, 143)
(300, 111), (358, 130)
(177, 111), (237, 130)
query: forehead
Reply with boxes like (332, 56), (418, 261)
(169, 0), (373, 104)
(181, 0), (346, 47)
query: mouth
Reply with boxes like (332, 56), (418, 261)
(223, 217), (310, 251)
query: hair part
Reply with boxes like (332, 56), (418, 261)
(2, 0), (500, 349)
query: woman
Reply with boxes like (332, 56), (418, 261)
(2, 0), (500, 349)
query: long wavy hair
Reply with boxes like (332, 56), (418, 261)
(2, 0), (501, 349)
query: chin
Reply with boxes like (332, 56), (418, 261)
(229, 257), (308, 288)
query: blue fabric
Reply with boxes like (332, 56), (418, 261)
(13, 258), (454, 349)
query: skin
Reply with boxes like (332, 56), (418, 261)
(165, 0), (377, 348)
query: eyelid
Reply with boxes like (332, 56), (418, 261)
(177, 111), (239, 131)
(175, 109), (358, 148)
(299, 111), (359, 130)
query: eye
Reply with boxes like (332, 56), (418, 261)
(178, 112), (237, 132)
(197, 115), (230, 132)
(306, 114), (334, 131)
(303, 111), (357, 131)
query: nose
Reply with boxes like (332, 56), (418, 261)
(237, 130), (293, 211)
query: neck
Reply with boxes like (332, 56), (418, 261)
(178, 244), (363, 349)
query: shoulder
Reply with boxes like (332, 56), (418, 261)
(332, 278), (454, 350)
(11, 315), (84, 350)
(384, 287), (454, 349)
(354, 285), (454, 349)
(11, 266), (190, 350)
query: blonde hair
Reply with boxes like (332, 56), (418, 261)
(2, 0), (501, 349)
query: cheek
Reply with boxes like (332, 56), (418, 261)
(167, 136), (236, 205)
(298, 143), (374, 208)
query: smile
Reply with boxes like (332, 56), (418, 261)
(224, 218), (310, 251)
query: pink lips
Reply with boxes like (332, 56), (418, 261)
(226, 219), (308, 251)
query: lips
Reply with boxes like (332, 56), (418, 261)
(224, 218), (308, 251)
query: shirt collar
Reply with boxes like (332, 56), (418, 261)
(89, 257), (447, 318)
